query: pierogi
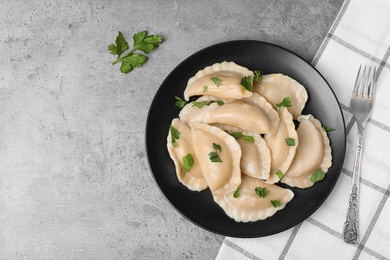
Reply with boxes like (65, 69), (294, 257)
(167, 61), (333, 222)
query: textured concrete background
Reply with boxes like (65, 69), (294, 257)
(0, 0), (343, 259)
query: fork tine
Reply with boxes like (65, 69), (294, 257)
(353, 65), (362, 96)
(362, 66), (371, 97)
(368, 66), (377, 98)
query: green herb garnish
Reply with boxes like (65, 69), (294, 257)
(243, 136), (255, 143)
(183, 153), (194, 173)
(211, 77), (221, 87)
(175, 96), (187, 108)
(310, 168), (326, 183)
(108, 31), (163, 74)
(240, 76), (253, 92)
(285, 138), (295, 146)
(255, 187), (268, 198)
(208, 151), (223, 162)
(191, 101), (208, 108)
(213, 143), (222, 152)
(271, 200), (281, 208)
(203, 86), (208, 92)
(233, 188), (241, 198)
(169, 126), (180, 147)
(276, 97), (292, 112)
(275, 170), (284, 179)
(254, 70), (262, 83)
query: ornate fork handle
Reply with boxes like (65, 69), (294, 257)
(343, 125), (365, 243)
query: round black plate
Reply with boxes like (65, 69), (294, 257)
(145, 40), (346, 238)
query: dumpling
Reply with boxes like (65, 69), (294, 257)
(265, 107), (298, 184)
(191, 123), (241, 195)
(183, 61), (254, 100)
(167, 118), (208, 191)
(253, 73), (308, 119)
(218, 125), (271, 180)
(213, 174), (294, 222)
(281, 115), (332, 188)
(203, 100), (272, 134)
(180, 96), (274, 134)
(243, 92), (280, 137)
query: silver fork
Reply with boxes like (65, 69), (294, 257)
(343, 65), (377, 244)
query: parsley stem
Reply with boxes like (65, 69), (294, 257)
(112, 47), (136, 65)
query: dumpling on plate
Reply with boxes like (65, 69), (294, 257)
(265, 107), (298, 184)
(191, 123), (241, 195)
(253, 73), (308, 119)
(218, 125), (271, 180)
(180, 95), (274, 134)
(183, 61), (254, 100)
(167, 118), (208, 191)
(281, 115), (332, 188)
(213, 174), (294, 222)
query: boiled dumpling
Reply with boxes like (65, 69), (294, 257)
(184, 61), (254, 100)
(213, 174), (294, 222)
(281, 115), (332, 188)
(191, 123), (241, 195)
(253, 73), (308, 119)
(167, 118), (208, 191)
(180, 96), (274, 134)
(265, 107), (298, 184)
(218, 125), (271, 180)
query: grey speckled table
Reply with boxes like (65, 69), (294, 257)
(0, 0), (343, 259)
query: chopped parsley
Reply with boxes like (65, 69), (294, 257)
(275, 170), (284, 179)
(213, 143), (222, 152)
(211, 77), (221, 87)
(276, 97), (292, 108)
(208, 151), (222, 162)
(175, 96), (187, 108)
(253, 70), (262, 83)
(310, 168), (326, 183)
(233, 188), (241, 198)
(203, 86), (208, 92)
(169, 126), (180, 147)
(271, 200), (281, 208)
(240, 75), (253, 92)
(285, 138), (295, 146)
(183, 153), (194, 173)
(255, 187), (268, 198)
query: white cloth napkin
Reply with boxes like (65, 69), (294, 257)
(216, 0), (390, 259)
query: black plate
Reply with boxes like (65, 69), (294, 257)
(145, 40), (346, 238)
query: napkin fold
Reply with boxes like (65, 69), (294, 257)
(216, 0), (390, 259)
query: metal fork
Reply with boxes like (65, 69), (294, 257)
(343, 65), (377, 244)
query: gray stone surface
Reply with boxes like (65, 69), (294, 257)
(0, 0), (343, 259)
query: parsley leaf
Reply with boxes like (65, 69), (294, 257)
(191, 101), (208, 108)
(254, 70), (262, 83)
(233, 188), (241, 198)
(208, 151), (223, 162)
(120, 53), (147, 74)
(310, 168), (326, 183)
(240, 76), (253, 92)
(203, 86), (208, 92)
(216, 100), (224, 106)
(285, 138), (295, 146)
(276, 97), (292, 108)
(255, 187), (268, 198)
(271, 200), (281, 208)
(243, 135), (254, 143)
(275, 170), (284, 179)
(322, 125), (334, 132)
(230, 131), (243, 139)
(183, 153), (194, 173)
(213, 143), (222, 152)
(169, 126), (180, 147)
(211, 77), (221, 87)
(175, 96), (187, 108)
(109, 30), (163, 74)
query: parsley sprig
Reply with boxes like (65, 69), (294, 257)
(108, 31), (163, 74)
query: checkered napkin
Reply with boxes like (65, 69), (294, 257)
(216, 0), (390, 259)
